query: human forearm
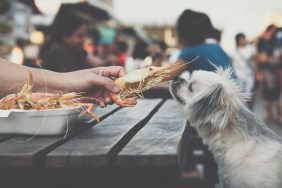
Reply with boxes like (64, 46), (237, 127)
(0, 59), (66, 97)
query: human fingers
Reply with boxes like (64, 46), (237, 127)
(91, 66), (126, 78)
(105, 97), (114, 105)
(102, 91), (114, 104)
(99, 100), (106, 108)
(95, 95), (106, 108)
(93, 75), (121, 94)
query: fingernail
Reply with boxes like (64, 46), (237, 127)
(105, 97), (111, 103)
(100, 102), (105, 108)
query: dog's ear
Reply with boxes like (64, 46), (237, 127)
(186, 83), (237, 130)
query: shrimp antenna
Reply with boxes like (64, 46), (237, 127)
(168, 55), (199, 72)
(207, 58), (219, 69)
(34, 57), (48, 96)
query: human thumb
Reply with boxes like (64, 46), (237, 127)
(94, 76), (121, 93)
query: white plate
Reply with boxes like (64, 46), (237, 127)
(0, 107), (82, 135)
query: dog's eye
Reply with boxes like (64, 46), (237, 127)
(188, 83), (193, 92)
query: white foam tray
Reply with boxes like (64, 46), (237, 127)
(0, 107), (82, 135)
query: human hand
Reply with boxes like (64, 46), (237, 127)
(62, 66), (125, 107)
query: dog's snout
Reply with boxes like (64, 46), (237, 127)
(170, 76), (187, 105)
(172, 76), (186, 84)
(172, 76), (180, 82)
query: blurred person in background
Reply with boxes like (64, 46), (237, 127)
(39, 13), (104, 72)
(149, 40), (168, 67)
(132, 36), (149, 60)
(89, 28), (101, 57)
(172, 11), (222, 82)
(273, 27), (282, 124)
(115, 40), (129, 67)
(200, 12), (222, 44)
(168, 9), (235, 78)
(256, 24), (280, 123)
(232, 33), (257, 109)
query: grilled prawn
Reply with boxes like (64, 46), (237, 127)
(111, 62), (185, 107)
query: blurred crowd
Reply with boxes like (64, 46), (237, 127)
(232, 25), (282, 123)
(13, 14), (169, 72)
(3, 8), (282, 123)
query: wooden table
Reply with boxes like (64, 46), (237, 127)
(0, 99), (191, 188)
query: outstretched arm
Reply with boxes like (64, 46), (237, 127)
(0, 58), (125, 106)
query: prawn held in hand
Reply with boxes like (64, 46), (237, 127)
(111, 62), (186, 107)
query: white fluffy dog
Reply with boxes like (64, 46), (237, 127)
(170, 68), (282, 188)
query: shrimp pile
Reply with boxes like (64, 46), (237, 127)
(111, 62), (186, 107)
(0, 71), (99, 122)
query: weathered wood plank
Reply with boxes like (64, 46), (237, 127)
(45, 99), (163, 168)
(0, 105), (119, 167)
(117, 99), (187, 167)
(0, 135), (11, 142)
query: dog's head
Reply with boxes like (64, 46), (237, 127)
(170, 68), (245, 130)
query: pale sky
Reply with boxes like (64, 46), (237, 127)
(113, 0), (282, 53)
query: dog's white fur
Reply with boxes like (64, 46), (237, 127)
(170, 68), (282, 188)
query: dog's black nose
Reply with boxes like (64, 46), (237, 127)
(173, 76), (180, 82)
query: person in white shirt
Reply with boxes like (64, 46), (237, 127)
(232, 33), (257, 108)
